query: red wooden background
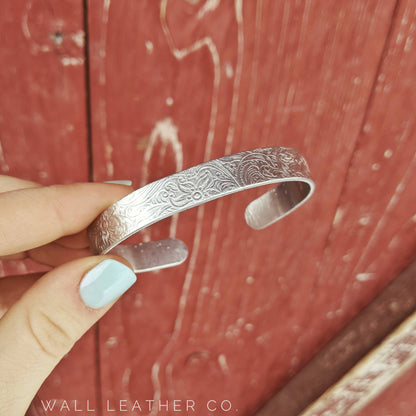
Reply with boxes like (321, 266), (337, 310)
(0, 1), (415, 415)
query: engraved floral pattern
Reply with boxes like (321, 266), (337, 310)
(87, 147), (313, 254)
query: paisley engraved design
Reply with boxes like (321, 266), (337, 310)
(88, 205), (129, 254)
(87, 147), (314, 254)
(237, 150), (283, 185)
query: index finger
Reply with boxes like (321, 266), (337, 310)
(0, 183), (132, 256)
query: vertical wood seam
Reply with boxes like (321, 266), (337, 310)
(82, 1), (102, 415)
(83, 0), (94, 183)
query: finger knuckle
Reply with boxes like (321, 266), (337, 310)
(42, 185), (68, 236)
(27, 305), (77, 359)
(0, 226), (10, 256)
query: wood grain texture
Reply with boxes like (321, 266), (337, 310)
(0, 1), (96, 414)
(256, 259), (416, 416)
(310, 0), (416, 347)
(259, 0), (416, 413)
(354, 361), (416, 416)
(0, 0), (413, 415)
(86, 1), (416, 414)
(0, 0), (88, 181)
(300, 308), (416, 416)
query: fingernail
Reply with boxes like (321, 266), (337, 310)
(79, 259), (137, 309)
(104, 180), (132, 186)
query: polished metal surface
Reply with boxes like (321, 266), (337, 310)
(110, 238), (188, 273)
(88, 147), (315, 273)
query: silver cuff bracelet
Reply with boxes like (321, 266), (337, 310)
(87, 147), (315, 273)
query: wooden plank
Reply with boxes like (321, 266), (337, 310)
(354, 361), (416, 416)
(257, 0), (416, 412)
(0, 1), (96, 414)
(308, 0), (416, 356)
(87, 1), (407, 413)
(0, 0), (88, 181)
(255, 259), (416, 416)
(300, 309), (416, 416)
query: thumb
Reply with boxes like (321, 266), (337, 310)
(0, 256), (137, 416)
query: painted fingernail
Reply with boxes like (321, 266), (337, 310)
(104, 180), (132, 186)
(79, 259), (137, 309)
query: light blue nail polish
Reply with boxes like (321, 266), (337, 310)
(104, 180), (132, 186)
(80, 259), (137, 309)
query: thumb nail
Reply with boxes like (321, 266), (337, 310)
(104, 180), (132, 186)
(79, 259), (137, 309)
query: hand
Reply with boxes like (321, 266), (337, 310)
(0, 176), (137, 416)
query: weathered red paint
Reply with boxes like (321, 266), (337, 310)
(87, 1), (415, 415)
(0, 1), (414, 415)
(355, 362), (416, 416)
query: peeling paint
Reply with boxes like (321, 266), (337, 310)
(356, 273), (375, 282)
(145, 40), (154, 54)
(71, 30), (85, 48)
(61, 57), (84, 66)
